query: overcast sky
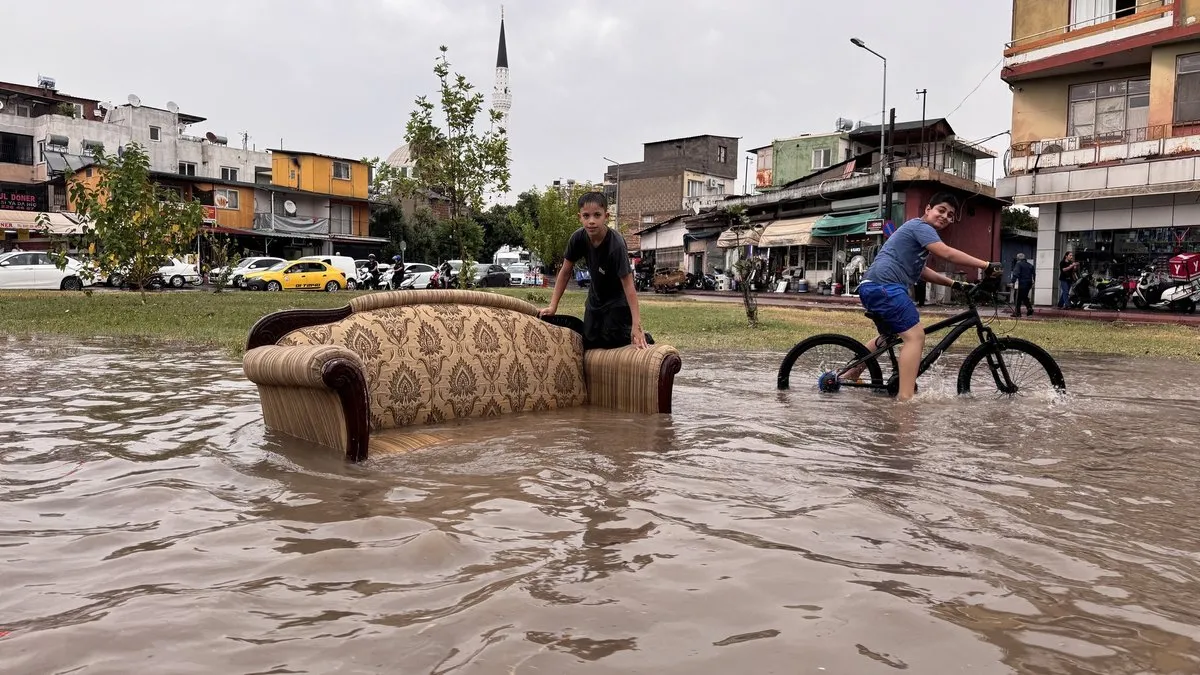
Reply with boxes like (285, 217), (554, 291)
(9, 0), (1013, 201)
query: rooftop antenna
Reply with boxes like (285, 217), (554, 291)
(241, 131), (249, 150)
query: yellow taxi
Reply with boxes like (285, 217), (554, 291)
(242, 259), (347, 292)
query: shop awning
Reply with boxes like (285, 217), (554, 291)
(716, 225), (764, 248)
(812, 206), (905, 238)
(758, 216), (828, 248)
(0, 209), (84, 234)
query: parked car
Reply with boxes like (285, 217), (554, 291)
(298, 255), (359, 290)
(0, 251), (93, 291)
(242, 260), (347, 292)
(157, 257), (202, 288)
(505, 263), (529, 286)
(474, 263), (512, 288)
(211, 256), (286, 288)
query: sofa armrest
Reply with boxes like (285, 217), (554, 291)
(242, 345), (370, 462)
(583, 344), (682, 414)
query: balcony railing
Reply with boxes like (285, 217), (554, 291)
(1005, 0), (1171, 56)
(1011, 124), (1171, 158)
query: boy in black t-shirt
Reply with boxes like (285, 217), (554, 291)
(539, 192), (650, 349)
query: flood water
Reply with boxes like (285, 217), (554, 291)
(3, 334), (1200, 674)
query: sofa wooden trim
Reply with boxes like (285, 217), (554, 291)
(247, 306), (353, 351)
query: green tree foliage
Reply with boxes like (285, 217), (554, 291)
(475, 203), (523, 262)
(50, 143), (204, 302)
(512, 185), (592, 275)
(206, 233), (241, 294)
(1001, 206), (1038, 234)
(717, 204), (759, 327)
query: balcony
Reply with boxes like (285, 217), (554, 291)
(998, 124), (1200, 202)
(1003, 2), (1174, 80)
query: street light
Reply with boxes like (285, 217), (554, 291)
(851, 37), (887, 222)
(603, 156), (620, 227)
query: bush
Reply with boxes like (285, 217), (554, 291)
(524, 290), (548, 304)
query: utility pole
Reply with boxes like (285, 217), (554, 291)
(744, 155), (754, 194)
(603, 156), (620, 227)
(883, 108), (896, 228)
(916, 89), (928, 167)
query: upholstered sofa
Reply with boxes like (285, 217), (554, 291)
(242, 290), (682, 461)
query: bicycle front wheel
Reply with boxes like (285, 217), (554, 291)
(777, 334), (884, 391)
(956, 337), (1066, 397)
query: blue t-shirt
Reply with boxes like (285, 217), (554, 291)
(863, 218), (942, 286)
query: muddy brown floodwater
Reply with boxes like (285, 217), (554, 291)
(2, 334), (1199, 674)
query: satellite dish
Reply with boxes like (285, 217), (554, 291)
(166, 101), (179, 114)
(836, 117), (854, 132)
(127, 94), (142, 107)
(282, 200), (297, 216)
(0, 101), (5, 112)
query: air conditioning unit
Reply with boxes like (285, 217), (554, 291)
(706, 178), (721, 189)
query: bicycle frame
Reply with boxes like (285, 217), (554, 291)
(837, 299), (1018, 393)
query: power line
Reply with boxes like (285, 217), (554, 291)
(945, 58), (1004, 120)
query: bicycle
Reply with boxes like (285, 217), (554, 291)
(776, 277), (1067, 398)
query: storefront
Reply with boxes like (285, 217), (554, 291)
(755, 216), (830, 286)
(811, 206), (903, 292)
(0, 209), (83, 251)
(1059, 226), (1200, 279)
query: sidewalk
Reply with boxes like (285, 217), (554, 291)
(653, 289), (1200, 327)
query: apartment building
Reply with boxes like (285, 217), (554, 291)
(997, 0), (1200, 305)
(603, 134), (740, 251)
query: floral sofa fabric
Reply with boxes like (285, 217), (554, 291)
(241, 290), (682, 462)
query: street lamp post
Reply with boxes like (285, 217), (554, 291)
(603, 156), (620, 227)
(744, 155), (754, 195)
(851, 37), (887, 221)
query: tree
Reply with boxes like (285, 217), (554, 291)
(49, 143), (204, 302)
(475, 203), (523, 262)
(206, 233), (241, 293)
(376, 45), (510, 263)
(512, 184), (590, 276)
(717, 204), (759, 327)
(1002, 206), (1038, 234)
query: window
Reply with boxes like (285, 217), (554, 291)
(1068, 77), (1149, 140)
(812, 148), (832, 169)
(330, 204), (353, 234)
(687, 179), (705, 197)
(1176, 54), (1200, 124)
(73, 103), (84, 118)
(0, 132), (35, 165)
(37, 140), (45, 163)
(149, 126), (161, 142)
(332, 161), (352, 180)
(804, 246), (833, 271)
(717, 145), (727, 163)
(81, 140), (103, 156)
(221, 167), (239, 182)
(14, 104), (31, 118)
(215, 188), (239, 210)
(178, 161), (197, 176)
(1070, 0), (1132, 29)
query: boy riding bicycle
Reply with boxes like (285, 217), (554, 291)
(845, 193), (1000, 402)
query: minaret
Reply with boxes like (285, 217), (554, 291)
(491, 7), (511, 133)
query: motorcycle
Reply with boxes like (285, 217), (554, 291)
(685, 271), (717, 291)
(1130, 267), (1200, 313)
(1069, 269), (1128, 311)
(634, 267), (652, 292)
(356, 266), (384, 290)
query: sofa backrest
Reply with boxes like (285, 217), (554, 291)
(276, 290), (588, 431)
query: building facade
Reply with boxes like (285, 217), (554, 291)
(751, 131), (873, 191)
(997, 0), (1200, 305)
(604, 134), (739, 251)
(686, 119), (1003, 295)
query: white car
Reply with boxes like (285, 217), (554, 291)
(0, 251), (93, 290)
(299, 255), (359, 290)
(212, 256), (286, 288)
(394, 262), (436, 289)
(158, 258), (202, 288)
(505, 263), (529, 286)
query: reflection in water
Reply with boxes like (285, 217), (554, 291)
(2, 334), (1199, 674)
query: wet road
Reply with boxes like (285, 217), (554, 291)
(2, 335), (1199, 674)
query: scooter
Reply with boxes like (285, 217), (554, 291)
(685, 271), (717, 291)
(1130, 267), (1200, 313)
(1069, 270), (1128, 310)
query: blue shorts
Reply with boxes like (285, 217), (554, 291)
(858, 282), (920, 334)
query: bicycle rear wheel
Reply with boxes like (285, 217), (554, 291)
(777, 334), (884, 391)
(956, 337), (1066, 397)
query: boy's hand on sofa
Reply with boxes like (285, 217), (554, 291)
(538, 305), (557, 318)
(631, 328), (648, 349)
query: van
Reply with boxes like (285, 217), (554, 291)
(299, 255), (358, 289)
